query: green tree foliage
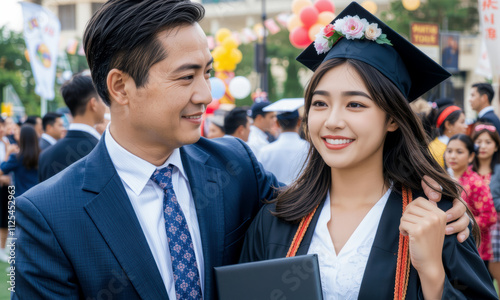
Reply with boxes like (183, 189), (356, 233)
(381, 0), (479, 38)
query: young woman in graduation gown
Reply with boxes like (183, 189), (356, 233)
(239, 3), (497, 299)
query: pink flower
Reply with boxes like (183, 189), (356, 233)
(323, 24), (335, 37)
(314, 32), (330, 55)
(341, 16), (367, 40)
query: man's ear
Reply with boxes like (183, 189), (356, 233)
(387, 117), (399, 132)
(107, 69), (133, 106)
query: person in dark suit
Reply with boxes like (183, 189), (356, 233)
(38, 112), (64, 151)
(241, 3), (495, 299)
(38, 74), (106, 182)
(13, 1), (470, 299)
(470, 83), (500, 133)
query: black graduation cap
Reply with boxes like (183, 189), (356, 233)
(296, 1), (451, 102)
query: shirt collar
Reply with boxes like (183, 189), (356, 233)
(438, 135), (450, 145)
(69, 123), (102, 140)
(41, 133), (57, 145)
(250, 125), (268, 141)
(478, 106), (494, 118)
(277, 132), (301, 141)
(104, 127), (187, 195)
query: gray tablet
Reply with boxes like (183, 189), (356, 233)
(214, 254), (323, 300)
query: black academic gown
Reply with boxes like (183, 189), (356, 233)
(239, 188), (497, 299)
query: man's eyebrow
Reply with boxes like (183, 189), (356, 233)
(173, 57), (214, 73)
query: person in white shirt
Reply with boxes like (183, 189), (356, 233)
(39, 112), (65, 151)
(258, 109), (309, 185)
(247, 101), (276, 156)
(38, 73), (107, 182)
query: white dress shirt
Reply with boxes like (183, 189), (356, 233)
(247, 125), (269, 157)
(257, 132), (309, 185)
(307, 189), (391, 300)
(69, 123), (102, 140)
(104, 128), (204, 299)
(478, 106), (495, 118)
(41, 133), (57, 145)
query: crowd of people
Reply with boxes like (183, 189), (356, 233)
(5, 0), (500, 299)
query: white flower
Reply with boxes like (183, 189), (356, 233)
(314, 32), (330, 55)
(365, 23), (382, 41)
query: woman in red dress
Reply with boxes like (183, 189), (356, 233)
(445, 133), (497, 266)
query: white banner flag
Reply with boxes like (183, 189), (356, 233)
(475, 38), (493, 79)
(478, 0), (500, 76)
(21, 2), (60, 100)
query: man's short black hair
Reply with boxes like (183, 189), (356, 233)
(83, 0), (205, 105)
(60, 74), (97, 117)
(224, 108), (248, 135)
(42, 112), (63, 131)
(277, 113), (300, 131)
(24, 115), (41, 126)
(473, 83), (495, 104)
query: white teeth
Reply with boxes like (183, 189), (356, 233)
(325, 138), (353, 145)
(184, 115), (201, 119)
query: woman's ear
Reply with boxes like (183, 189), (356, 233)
(387, 118), (399, 132)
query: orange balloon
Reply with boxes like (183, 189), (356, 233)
(292, 0), (312, 15)
(308, 24), (324, 41)
(287, 14), (304, 32)
(317, 11), (335, 26)
(361, 1), (378, 14)
(402, 0), (420, 11)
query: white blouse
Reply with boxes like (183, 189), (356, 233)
(307, 189), (391, 300)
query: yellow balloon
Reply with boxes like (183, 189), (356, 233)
(226, 63), (236, 71)
(292, 0), (312, 15)
(287, 14), (304, 32)
(213, 61), (221, 71)
(317, 11), (335, 26)
(211, 46), (225, 60)
(361, 1), (378, 14)
(308, 24), (324, 41)
(402, 0), (420, 11)
(222, 37), (238, 50)
(216, 28), (232, 43)
(230, 49), (242, 64)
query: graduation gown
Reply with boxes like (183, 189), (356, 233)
(239, 188), (497, 299)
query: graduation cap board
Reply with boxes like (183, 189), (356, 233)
(296, 1), (451, 102)
(263, 98), (304, 120)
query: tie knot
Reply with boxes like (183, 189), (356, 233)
(150, 165), (174, 191)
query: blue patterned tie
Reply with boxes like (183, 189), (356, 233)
(151, 165), (202, 300)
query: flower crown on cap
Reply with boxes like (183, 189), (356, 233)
(314, 15), (392, 55)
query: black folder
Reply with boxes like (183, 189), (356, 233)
(214, 254), (323, 300)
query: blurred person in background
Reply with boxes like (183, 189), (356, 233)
(0, 118), (11, 262)
(469, 83), (500, 133)
(38, 74), (106, 182)
(0, 125), (40, 196)
(39, 112), (65, 151)
(24, 116), (43, 138)
(223, 107), (251, 142)
(428, 105), (467, 167)
(247, 102), (276, 156)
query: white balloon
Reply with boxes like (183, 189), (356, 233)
(229, 76), (252, 99)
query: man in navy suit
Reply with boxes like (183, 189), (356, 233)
(38, 74), (107, 182)
(13, 1), (470, 299)
(469, 82), (500, 132)
(38, 112), (64, 151)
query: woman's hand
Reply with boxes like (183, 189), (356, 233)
(422, 175), (469, 242)
(400, 197), (446, 299)
(6, 144), (19, 156)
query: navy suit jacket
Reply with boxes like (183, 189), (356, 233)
(478, 110), (500, 133)
(38, 130), (99, 182)
(38, 137), (52, 151)
(14, 135), (279, 299)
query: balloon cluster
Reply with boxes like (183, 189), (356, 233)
(287, 0), (336, 49)
(212, 28), (243, 72)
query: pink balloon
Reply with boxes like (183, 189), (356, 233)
(314, 0), (335, 13)
(289, 26), (311, 48)
(299, 6), (319, 29)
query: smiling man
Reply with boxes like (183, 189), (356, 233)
(13, 1), (471, 299)
(13, 1), (279, 299)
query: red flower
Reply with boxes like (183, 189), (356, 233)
(323, 24), (335, 37)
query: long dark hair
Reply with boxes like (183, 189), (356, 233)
(426, 106), (463, 139)
(274, 58), (479, 240)
(18, 125), (40, 170)
(472, 124), (500, 174)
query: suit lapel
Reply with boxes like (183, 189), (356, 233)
(180, 145), (224, 299)
(82, 137), (169, 300)
(358, 189), (402, 299)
